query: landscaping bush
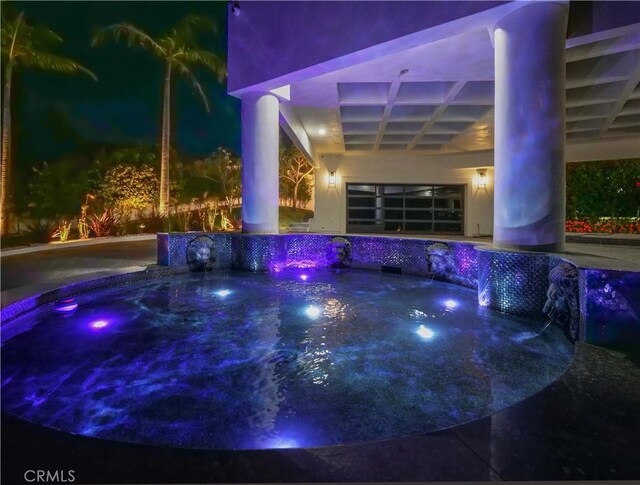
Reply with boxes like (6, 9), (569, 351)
(565, 217), (640, 234)
(24, 220), (56, 243)
(51, 220), (72, 242)
(89, 209), (116, 237)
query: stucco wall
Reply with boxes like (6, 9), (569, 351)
(309, 151), (494, 236)
(228, 1), (508, 94)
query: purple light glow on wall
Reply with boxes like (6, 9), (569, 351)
(270, 258), (323, 273)
(259, 436), (300, 449)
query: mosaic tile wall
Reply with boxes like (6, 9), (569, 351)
(158, 233), (479, 288)
(159, 233), (234, 269)
(477, 248), (550, 320)
(580, 269), (640, 346)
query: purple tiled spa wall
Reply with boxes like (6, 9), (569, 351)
(580, 269), (640, 346)
(157, 233), (640, 346)
(157, 233), (478, 287)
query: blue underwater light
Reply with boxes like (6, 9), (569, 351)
(417, 325), (435, 339)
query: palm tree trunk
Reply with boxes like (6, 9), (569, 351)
(159, 62), (171, 216)
(1, 64), (13, 236)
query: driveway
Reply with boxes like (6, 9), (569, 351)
(1, 239), (157, 307)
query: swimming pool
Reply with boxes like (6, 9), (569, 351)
(1, 268), (573, 450)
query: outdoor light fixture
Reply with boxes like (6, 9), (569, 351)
(477, 169), (487, 188)
(328, 171), (336, 188)
(318, 128), (327, 136)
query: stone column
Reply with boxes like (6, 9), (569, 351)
(493, 2), (568, 252)
(241, 92), (280, 233)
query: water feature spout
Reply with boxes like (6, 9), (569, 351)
(511, 319), (554, 342)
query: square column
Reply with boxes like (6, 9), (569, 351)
(241, 92), (280, 233)
(493, 2), (568, 252)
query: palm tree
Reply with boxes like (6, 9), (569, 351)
(92, 15), (227, 216)
(1, 11), (96, 235)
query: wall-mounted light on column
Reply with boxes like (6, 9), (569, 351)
(328, 171), (336, 188)
(477, 169), (488, 188)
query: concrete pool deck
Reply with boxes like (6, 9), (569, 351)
(1, 233), (639, 482)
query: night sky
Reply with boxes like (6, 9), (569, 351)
(11, 1), (239, 166)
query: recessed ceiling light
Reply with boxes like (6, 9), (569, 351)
(318, 128), (327, 135)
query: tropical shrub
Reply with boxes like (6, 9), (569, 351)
(89, 208), (116, 237)
(139, 212), (168, 233)
(28, 161), (98, 220)
(25, 219), (55, 243)
(566, 159), (640, 218)
(51, 220), (72, 242)
(99, 164), (159, 220)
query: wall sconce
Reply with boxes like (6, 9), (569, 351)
(328, 171), (336, 188)
(477, 169), (487, 188)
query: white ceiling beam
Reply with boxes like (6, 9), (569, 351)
(373, 78), (403, 150)
(566, 30), (640, 63)
(598, 58), (640, 138)
(407, 81), (466, 150)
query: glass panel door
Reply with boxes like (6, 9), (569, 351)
(346, 183), (464, 234)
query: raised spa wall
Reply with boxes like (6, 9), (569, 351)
(157, 233), (640, 347)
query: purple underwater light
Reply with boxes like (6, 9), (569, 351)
(89, 320), (109, 330)
(54, 298), (78, 313)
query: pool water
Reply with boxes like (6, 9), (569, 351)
(1, 270), (573, 450)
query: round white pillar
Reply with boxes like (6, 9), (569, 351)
(241, 92), (280, 234)
(493, 2), (568, 252)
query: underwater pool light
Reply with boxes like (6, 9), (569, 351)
(417, 325), (435, 340)
(305, 305), (321, 319)
(54, 298), (78, 313)
(444, 299), (459, 309)
(215, 289), (232, 298)
(300, 274), (308, 281)
(89, 320), (108, 330)
(266, 437), (299, 449)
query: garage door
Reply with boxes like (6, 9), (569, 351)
(346, 183), (464, 234)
